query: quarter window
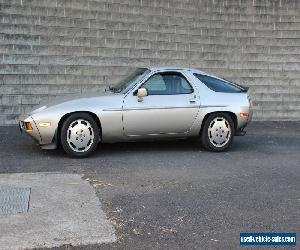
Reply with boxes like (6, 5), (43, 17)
(142, 72), (193, 95)
(194, 73), (243, 93)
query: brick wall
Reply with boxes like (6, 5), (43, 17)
(1, 0), (300, 125)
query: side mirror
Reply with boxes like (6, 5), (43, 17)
(137, 88), (148, 98)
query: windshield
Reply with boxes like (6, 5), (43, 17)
(109, 68), (149, 93)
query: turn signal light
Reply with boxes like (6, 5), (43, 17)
(240, 112), (249, 118)
(24, 122), (33, 130)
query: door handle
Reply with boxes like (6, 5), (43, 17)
(189, 95), (197, 104)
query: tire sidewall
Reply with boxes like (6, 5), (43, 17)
(201, 113), (235, 152)
(61, 113), (100, 157)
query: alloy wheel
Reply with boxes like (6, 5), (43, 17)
(66, 119), (95, 152)
(208, 117), (231, 148)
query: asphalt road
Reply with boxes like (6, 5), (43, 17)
(0, 122), (299, 250)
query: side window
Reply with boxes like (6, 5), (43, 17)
(143, 72), (193, 95)
(144, 74), (166, 93)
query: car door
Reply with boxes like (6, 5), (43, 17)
(122, 71), (200, 136)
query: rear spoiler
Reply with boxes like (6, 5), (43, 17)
(222, 78), (248, 93)
(236, 84), (249, 93)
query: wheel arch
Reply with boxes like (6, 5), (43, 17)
(199, 111), (237, 136)
(56, 111), (102, 147)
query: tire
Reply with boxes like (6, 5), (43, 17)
(60, 112), (100, 157)
(201, 113), (235, 152)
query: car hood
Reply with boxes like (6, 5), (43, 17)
(30, 90), (116, 114)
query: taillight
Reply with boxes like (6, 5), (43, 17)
(240, 112), (249, 118)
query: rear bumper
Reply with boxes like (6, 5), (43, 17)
(235, 127), (247, 136)
(235, 108), (252, 136)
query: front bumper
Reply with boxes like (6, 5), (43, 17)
(19, 115), (42, 144)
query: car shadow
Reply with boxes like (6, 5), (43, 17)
(42, 138), (205, 159)
(6, 125), (249, 159)
(4, 125), (287, 160)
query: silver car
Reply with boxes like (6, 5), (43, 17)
(19, 67), (252, 157)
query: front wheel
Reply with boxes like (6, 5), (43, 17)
(201, 113), (235, 152)
(60, 113), (100, 157)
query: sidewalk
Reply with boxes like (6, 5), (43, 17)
(0, 173), (116, 250)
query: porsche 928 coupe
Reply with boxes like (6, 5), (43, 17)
(20, 67), (252, 157)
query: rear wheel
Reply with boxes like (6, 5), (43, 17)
(61, 113), (100, 157)
(201, 113), (234, 152)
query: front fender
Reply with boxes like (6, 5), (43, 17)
(31, 95), (124, 145)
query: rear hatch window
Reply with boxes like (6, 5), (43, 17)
(194, 73), (247, 93)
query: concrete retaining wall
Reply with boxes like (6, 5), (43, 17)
(1, 0), (300, 124)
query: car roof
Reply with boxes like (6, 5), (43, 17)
(149, 66), (208, 75)
(147, 66), (241, 87)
